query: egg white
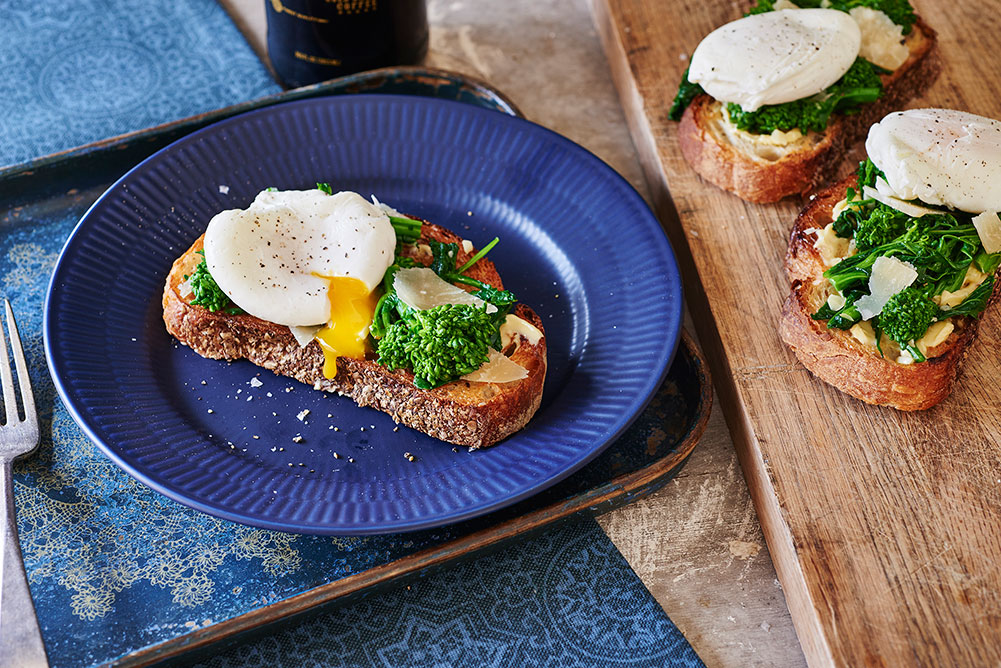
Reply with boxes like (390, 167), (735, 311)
(688, 9), (861, 112)
(203, 189), (396, 326)
(866, 109), (1001, 213)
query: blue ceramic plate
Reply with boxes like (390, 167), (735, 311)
(44, 95), (682, 534)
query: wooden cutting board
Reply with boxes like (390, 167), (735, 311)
(592, 1), (1001, 665)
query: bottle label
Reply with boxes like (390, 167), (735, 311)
(330, 0), (378, 14)
(294, 51), (343, 66)
(269, 0), (330, 23)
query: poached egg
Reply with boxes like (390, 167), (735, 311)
(865, 109), (1001, 213)
(688, 9), (861, 112)
(203, 188), (396, 376)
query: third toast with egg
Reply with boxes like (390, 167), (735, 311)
(669, 0), (939, 203)
(779, 109), (1001, 410)
(163, 186), (547, 448)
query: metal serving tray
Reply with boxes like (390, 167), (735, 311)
(0, 67), (710, 667)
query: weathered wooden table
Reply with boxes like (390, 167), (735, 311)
(222, 0), (806, 665)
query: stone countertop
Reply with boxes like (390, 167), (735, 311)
(221, 0), (808, 664)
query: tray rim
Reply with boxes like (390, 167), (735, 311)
(117, 329), (711, 667)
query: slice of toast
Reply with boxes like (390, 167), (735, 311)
(677, 17), (940, 203)
(163, 222), (547, 448)
(779, 176), (999, 410)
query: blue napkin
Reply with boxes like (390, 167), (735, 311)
(0, 0), (280, 168)
(195, 520), (702, 668)
(0, 1), (703, 666)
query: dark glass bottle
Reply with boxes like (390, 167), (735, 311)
(265, 0), (429, 89)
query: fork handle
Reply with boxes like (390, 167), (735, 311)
(1, 462), (49, 667)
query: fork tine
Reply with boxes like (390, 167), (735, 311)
(5, 300), (34, 426)
(0, 300), (16, 425)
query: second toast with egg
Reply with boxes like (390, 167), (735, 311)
(163, 221), (547, 448)
(677, 15), (939, 203)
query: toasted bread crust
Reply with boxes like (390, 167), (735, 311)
(163, 223), (547, 447)
(779, 177), (997, 411)
(678, 17), (940, 203)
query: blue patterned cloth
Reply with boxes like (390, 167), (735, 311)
(195, 520), (702, 668)
(0, 2), (703, 666)
(0, 0), (280, 168)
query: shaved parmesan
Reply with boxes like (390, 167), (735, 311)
(973, 211), (1001, 254)
(864, 184), (941, 219)
(394, 267), (497, 313)
(289, 325), (322, 348)
(179, 279), (193, 299)
(461, 349), (528, 383)
(854, 255), (918, 319)
(849, 7), (909, 71)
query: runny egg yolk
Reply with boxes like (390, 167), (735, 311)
(314, 276), (379, 378)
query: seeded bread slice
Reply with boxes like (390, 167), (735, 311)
(163, 222), (547, 448)
(677, 17), (940, 203)
(778, 176), (998, 410)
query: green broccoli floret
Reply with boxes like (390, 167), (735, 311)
(877, 287), (938, 360)
(377, 303), (495, 389)
(370, 236), (515, 387)
(853, 204), (909, 250)
(668, 66), (705, 122)
(726, 59), (883, 135)
(185, 252), (244, 314)
(725, 98), (824, 135)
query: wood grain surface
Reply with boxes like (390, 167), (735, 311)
(592, 0), (1001, 665)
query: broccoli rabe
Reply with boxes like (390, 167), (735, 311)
(811, 182), (1001, 361)
(725, 59), (883, 135)
(943, 275), (995, 319)
(853, 204), (909, 250)
(856, 157), (885, 190)
(377, 303), (495, 389)
(879, 287), (938, 360)
(185, 251), (244, 314)
(370, 237), (516, 387)
(668, 66), (706, 122)
(811, 296), (863, 330)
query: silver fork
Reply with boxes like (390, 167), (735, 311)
(0, 300), (49, 667)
